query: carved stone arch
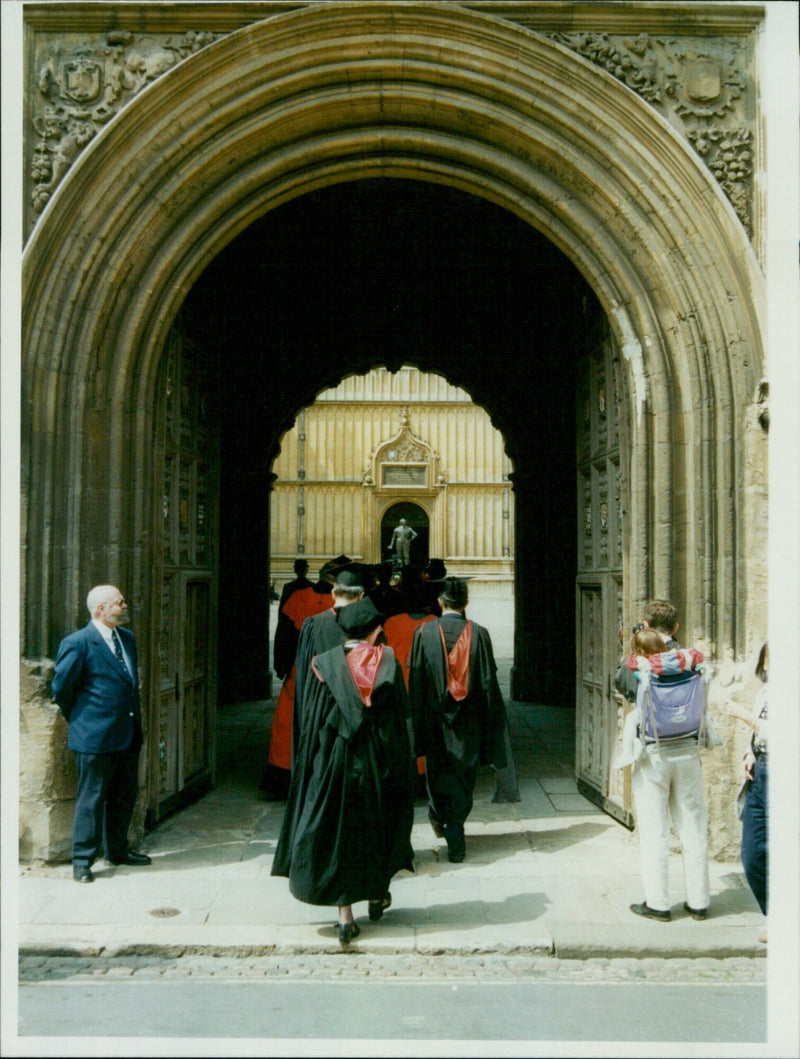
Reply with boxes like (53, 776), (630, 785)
(22, 0), (764, 662)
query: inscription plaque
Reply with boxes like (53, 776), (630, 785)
(382, 464), (427, 487)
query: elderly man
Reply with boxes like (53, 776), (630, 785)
(51, 585), (150, 882)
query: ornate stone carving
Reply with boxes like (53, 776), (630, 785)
(687, 125), (752, 228)
(547, 32), (754, 235)
(549, 32), (661, 104)
(361, 407), (445, 494)
(27, 15), (757, 239)
(30, 29), (223, 225)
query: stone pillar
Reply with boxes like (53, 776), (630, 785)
(19, 660), (76, 863)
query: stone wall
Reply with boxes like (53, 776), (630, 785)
(19, 659), (147, 864)
(19, 660), (74, 863)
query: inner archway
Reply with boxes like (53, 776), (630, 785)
(381, 504), (429, 572)
(180, 179), (584, 716)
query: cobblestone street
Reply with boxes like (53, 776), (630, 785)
(21, 952), (766, 984)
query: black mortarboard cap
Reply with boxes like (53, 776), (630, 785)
(332, 562), (378, 589)
(338, 598), (384, 638)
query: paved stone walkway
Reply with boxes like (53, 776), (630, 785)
(18, 595), (766, 962)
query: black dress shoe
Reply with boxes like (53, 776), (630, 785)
(73, 865), (94, 883)
(337, 921), (360, 946)
(683, 902), (708, 920)
(368, 892), (392, 921)
(630, 901), (671, 921)
(443, 823), (466, 863)
(108, 851), (151, 866)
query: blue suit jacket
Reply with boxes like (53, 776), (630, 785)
(51, 622), (142, 753)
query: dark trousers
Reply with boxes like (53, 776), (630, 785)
(741, 755), (768, 915)
(72, 745), (141, 866)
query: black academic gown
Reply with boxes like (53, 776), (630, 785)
(408, 614), (520, 826)
(271, 644), (415, 906)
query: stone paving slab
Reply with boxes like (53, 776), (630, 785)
(16, 700), (767, 962)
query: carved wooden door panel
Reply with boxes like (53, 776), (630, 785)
(575, 328), (631, 827)
(151, 329), (219, 822)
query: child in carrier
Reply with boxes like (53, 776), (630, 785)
(615, 625), (720, 922)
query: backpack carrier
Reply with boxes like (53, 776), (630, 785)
(635, 650), (709, 754)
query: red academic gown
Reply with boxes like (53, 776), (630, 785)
(268, 587), (332, 771)
(383, 611), (436, 776)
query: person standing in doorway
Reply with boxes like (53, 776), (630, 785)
(614, 617), (719, 922)
(51, 585), (150, 882)
(408, 577), (519, 863)
(614, 598), (681, 703)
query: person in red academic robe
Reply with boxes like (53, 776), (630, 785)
(383, 580), (437, 794)
(262, 568), (334, 798)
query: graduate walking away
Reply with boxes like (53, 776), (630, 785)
(271, 599), (415, 947)
(408, 577), (519, 864)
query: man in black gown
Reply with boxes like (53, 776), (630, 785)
(293, 563), (371, 734)
(408, 577), (519, 863)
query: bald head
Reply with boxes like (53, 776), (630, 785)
(87, 585), (129, 628)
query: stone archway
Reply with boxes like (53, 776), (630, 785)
(21, 2), (766, 857)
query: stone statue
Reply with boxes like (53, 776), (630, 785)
(388, 518), (418, 567)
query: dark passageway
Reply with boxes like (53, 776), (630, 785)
(180, 179), (596, 707)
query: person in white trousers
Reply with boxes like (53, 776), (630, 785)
(615, 618), (720, 922)
(630, 744), (710, 921)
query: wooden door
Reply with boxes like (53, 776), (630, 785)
(150, 328), (219, 823)
(575, 326), (631, 827)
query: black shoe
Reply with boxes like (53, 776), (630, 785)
(683, 902), (708, 920)
(73, 865), (94, 883)
(337, 921), (360, 946)
(444, 823), (466, 863)
(259, 766), (290, 800)
(428, 808), (445, 838)
(630, 902), (671, 921)
(368, 893), (392, 921)
(108, 851), (151, 866)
